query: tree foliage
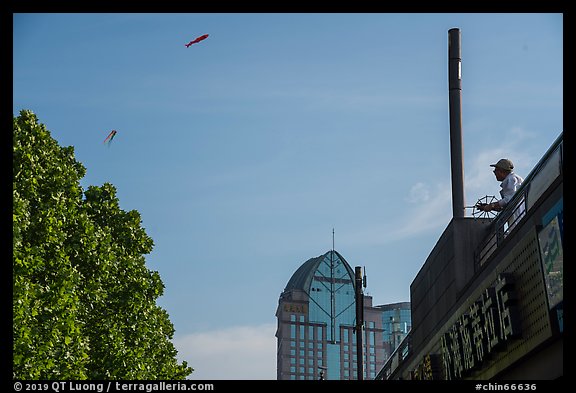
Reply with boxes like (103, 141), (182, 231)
(13, 110), (193, 379)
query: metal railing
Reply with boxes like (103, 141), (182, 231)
(474, 132), (563, 269)
(374, 330), (412, 380)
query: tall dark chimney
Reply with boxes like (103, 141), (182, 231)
(448, 28), (465, 218)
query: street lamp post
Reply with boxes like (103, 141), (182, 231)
(355, 266), (364, 380)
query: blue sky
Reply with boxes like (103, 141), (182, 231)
(13, 13), (563, 379)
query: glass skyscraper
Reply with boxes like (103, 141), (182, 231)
(276, 250), (386, 380)
(377, 302), (412, 361)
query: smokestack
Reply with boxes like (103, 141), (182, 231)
(448, 28), (465, 218)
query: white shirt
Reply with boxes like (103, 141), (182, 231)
(498, 172), (524, 207)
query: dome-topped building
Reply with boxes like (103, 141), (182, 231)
(283, 250), (355, 294)
(276, 250), (386, 380)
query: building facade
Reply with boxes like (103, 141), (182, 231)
(377, 302), (412, 361)
(376, 133), (563, 380)
(276, 250), (386, 380)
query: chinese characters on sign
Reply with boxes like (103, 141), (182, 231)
(415, 273), (521, 380)
(412, 354), (442, 380)
(283, 303), (307, 314)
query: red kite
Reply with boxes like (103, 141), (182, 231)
(185, 34), (209, 47)
(103, 130), (117, 146)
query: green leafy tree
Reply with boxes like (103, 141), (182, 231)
(13, 110), (192, 379)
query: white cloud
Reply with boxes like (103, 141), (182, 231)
(465, 149), (507, 202)
(173, 323), (277, 380)
(393, 182), (452, 240)
(298, 125), (550, 250)
(464, 127), (537, 207)
(405, 182), (430, 204)
(388, 124), (542, 241)
(339, 181), (452, 248)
